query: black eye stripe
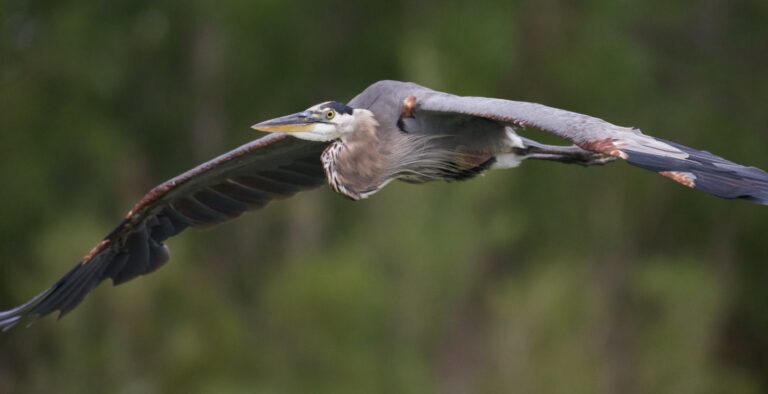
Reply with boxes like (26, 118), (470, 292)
(325, 101), (353, 115)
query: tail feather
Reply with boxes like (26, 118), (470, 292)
(624, 138), (768, 204)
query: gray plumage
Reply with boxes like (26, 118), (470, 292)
(3, 80), (767, 331)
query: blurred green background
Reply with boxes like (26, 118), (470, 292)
(2, 1), (768, 393)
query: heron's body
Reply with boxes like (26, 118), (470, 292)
(317, 82), (530, 199)
(319, 107), (523, 199)
(3, 80), (768, 330)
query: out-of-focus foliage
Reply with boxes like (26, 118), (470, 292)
(1, 1), (767, 393)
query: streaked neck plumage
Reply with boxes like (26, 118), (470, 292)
(322, 109), (387, 200)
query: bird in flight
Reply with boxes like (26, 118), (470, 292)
(2, 80), (766, 330)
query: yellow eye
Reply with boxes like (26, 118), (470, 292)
(325, 110), (335, 120)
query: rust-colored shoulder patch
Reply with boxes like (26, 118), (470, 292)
(81, 239), (110, 265)
(659, 171), (697, 188)
(401, 95), (417, 118)
(579, 138), (628, 160)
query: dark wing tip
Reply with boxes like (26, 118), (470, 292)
(687, 166), (768, 205)
(0, 248), (115, 331)
(0, 216), (180, 331)
(0, 289), (53, 331)
(624, 139), (768, 205)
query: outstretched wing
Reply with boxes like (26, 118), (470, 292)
(0, 133), (329, 330)
(413, 90), (768, 204)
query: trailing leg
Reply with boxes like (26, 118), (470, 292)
(515, 137), (616, 166)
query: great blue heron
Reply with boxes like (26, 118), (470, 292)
(2, 80), (767, 330)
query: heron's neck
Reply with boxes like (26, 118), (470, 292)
(322, 109), (389, 200)
(339, 109), (378, 143)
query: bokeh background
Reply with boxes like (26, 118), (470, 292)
(2, 1), (768, 393)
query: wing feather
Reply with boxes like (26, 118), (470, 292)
(413, 87), (768, 204)
(0, 133), (328, 330)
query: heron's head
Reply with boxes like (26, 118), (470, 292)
(252, 101), (371, 141)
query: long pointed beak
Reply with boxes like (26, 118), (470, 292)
(251, 111), (323, 133)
